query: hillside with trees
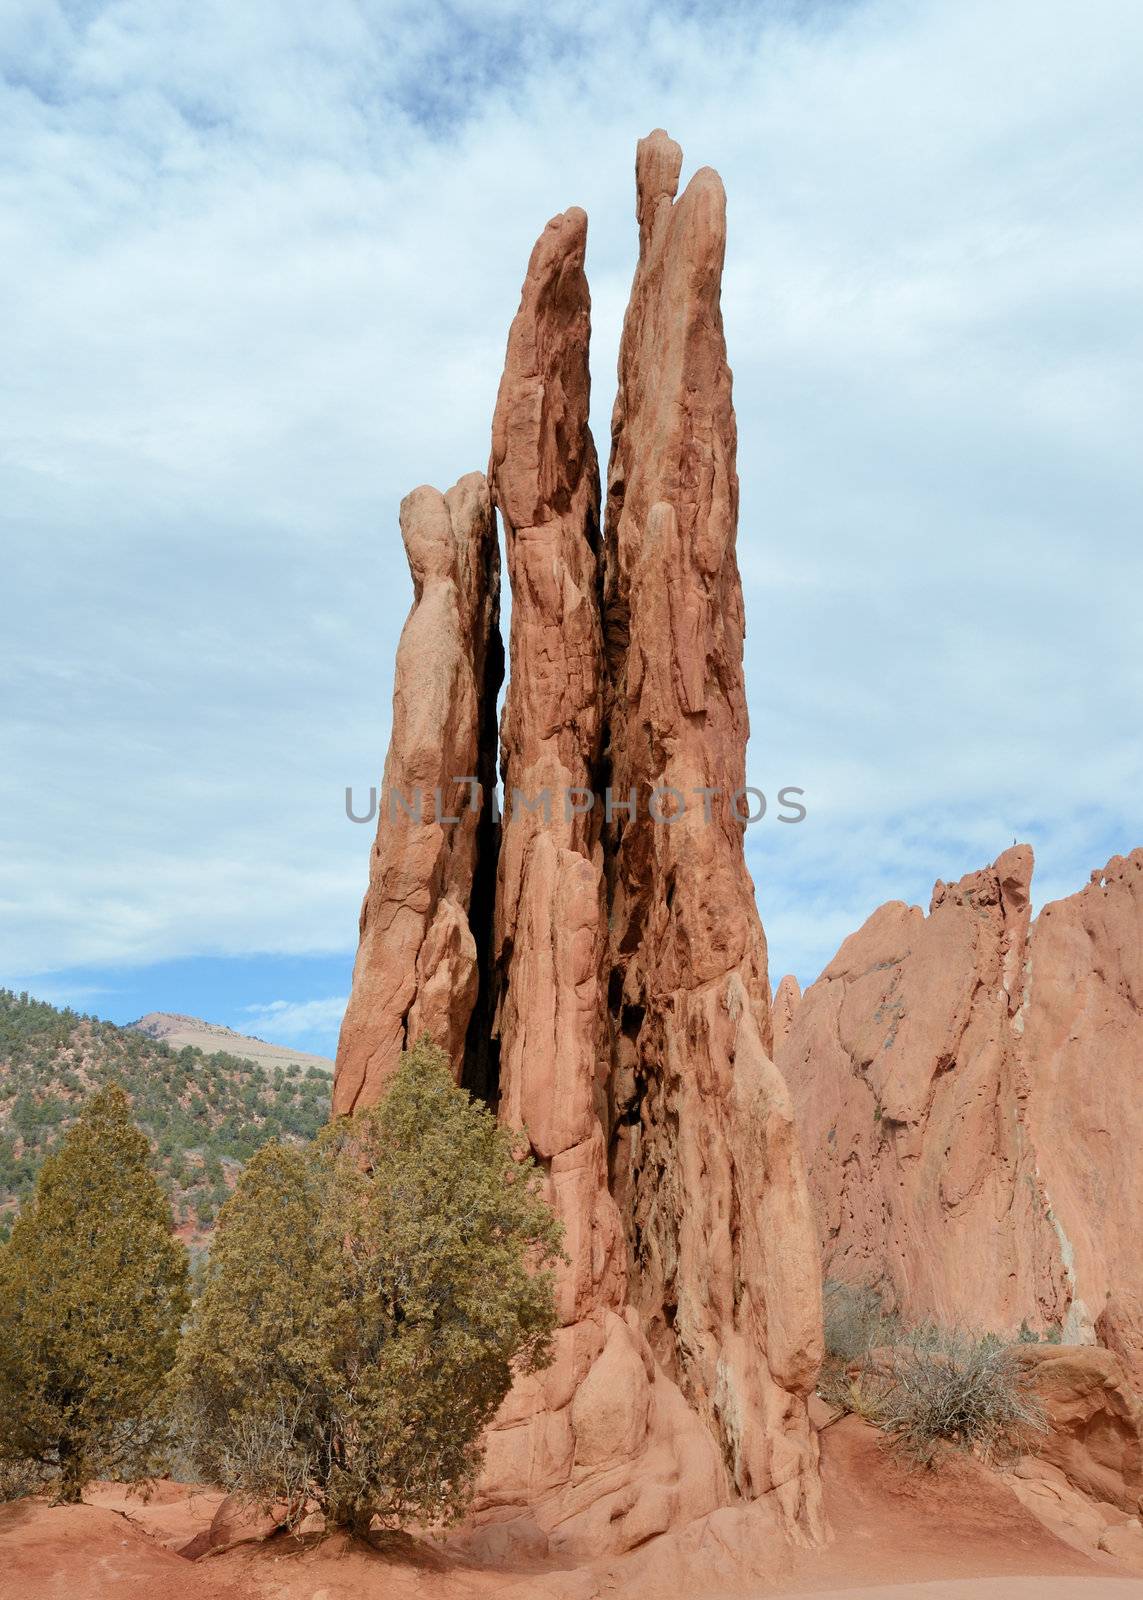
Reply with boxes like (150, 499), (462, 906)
(0, 989), (330, 1245)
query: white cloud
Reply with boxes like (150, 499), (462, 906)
(240, 996), (349, 1040)
(2, 0), (1140, 995)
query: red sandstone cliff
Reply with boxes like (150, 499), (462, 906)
(779, 844), (1143, 1389)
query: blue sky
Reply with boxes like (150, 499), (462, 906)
(2, 0), (1141, 1058)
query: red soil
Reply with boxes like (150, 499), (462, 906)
(3, 1420), (1142, 1600)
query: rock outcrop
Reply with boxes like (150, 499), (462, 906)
(335, 132), (827, 1557)
(1020, 850), (1143, 1385)
(600, 129), (825, 1540)
(463, 198), (728, 1563)
(1016, 1345), (1143, 1515)
(332, 474), (501, 1113)
(779, 845), (1143, 1386)
(778, 844), (1062, 1334)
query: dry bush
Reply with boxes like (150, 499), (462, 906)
(876, 1326), (1047, 1465)
(817, 1284), (1048, 1468)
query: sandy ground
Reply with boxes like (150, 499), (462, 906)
(787, 1586), (1143, 1598)
(3, 1417), (1143, 1600)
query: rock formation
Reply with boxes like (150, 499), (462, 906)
(474, 204), (725, 1557)
(778, 845), (1143, 1387)
(487, 205), (610, 1198)
(334, 132), (827, 1556)
(777, 844), (1060, 1333)
(332, 475), (501, 1114)
(1020, 850), (1143, 1382)
(600, 129), (824, 1538)
(1015, 1344), (1143, 1515)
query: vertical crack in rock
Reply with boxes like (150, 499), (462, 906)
(601, 129), (826, 1540)
(332, 474), (502, 1114)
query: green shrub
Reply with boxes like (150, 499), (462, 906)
(0, 1084), (189, 1501)
(175, 1039), (563, 1538)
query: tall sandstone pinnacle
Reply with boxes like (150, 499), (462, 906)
(778, 844), (1143, 1391)
(332, 475), (501, 1114)
(601, 129), (825, 1534)
(334, 133), (827, 1555)
(473, 200), (728, 1562)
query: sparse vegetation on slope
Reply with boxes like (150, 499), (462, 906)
(0, 990), (330, 1242)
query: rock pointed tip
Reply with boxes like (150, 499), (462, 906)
(636, 128), (683, 223)
(996, 841), (1034, 885)
(524, 207), (589, 284)
(771, 975), (803, 1054)
(543, 205), (587, 242)
(995, 842), (1034, 914)
(687, 163), (727, 203)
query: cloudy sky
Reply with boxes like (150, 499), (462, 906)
(3, 0), (1140, 1057)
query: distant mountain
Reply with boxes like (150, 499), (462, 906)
(0, 989), (330, 1247)
(128, 1012), (334, 1076)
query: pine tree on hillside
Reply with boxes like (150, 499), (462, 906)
(0, 1082), (189, 1501)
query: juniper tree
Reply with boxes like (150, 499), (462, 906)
(0, 1083), (189, 1500)
(177, 1039), (562, 1537)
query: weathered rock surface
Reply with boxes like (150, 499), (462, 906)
(488, 204), (609, 1182)
(600, 129), (825, 1541)
(779, 845), (1143, 1386)
(333, 474), (501, 1113)
(1016, 1345), (1143, 1515)
(779, 844), (1062, 1333)
(179, 1492), (286, 1560)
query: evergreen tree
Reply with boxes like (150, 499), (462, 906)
(177, 1039), (562, 1536)
(0, 1083), (189, 1501)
